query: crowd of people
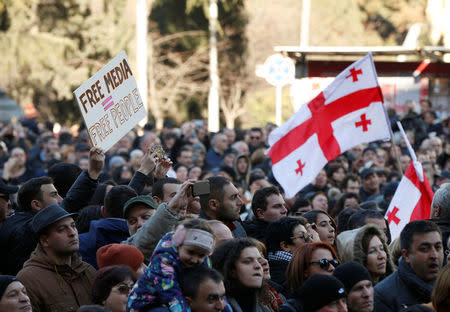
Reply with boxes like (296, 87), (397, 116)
(0, 100), (449, 312)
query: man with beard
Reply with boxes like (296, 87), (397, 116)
(199, 176), (246, 238)
(334, 262), (374, 312)
(374, 220), (444, 311)
(17, 204), (96, 311)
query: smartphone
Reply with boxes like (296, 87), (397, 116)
(192, 180), (210, 197)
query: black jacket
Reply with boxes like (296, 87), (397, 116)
(374, 257), (434, 312)
(0, 171), (98, 275)
(243, 218), (268, 242)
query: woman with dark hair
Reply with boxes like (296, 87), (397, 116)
(336, 224), (394, 285)
(91, 265), (136, 312)
(212, 237), (272, 312)
(303, 210), (337, 246)
(234, 154), (251, 190)
(329, 192), (361, 219)
(264, 217), (311, 286)
(326, 165), (346, 188)
(285, 242), (340, 298)
(308, 191), (328, 212)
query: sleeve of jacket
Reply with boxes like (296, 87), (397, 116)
(129, 171), (153, 195)
(17, 269), (44, 312)
(127, 252), (190, 312)
(123, 203), (179, 262)
(61, 171), (98, 213)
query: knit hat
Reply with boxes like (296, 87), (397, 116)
(333, 262), (371, 293)
(0, 275), (18, 299)
(300, 274), (346, 312)
(96, 244), (144, 273)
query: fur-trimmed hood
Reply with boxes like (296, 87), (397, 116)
(337, 224), (395, 283)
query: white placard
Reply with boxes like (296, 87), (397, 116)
(74, 51), (146, 151)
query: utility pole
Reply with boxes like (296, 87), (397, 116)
(137, 0), (148, 125)
(208, 0), (220, 133)
(300, 0), (310, 46)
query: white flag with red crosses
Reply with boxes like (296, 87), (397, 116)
(266, 53), (392, 198)
(385, 162), (434, 241)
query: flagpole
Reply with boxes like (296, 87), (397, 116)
(396, 121), (424, 181)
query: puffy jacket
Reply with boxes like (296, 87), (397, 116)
(17, 244), (96, 312)
(79, 217), (129, 269)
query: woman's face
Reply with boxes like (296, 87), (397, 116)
(316, 213), (336, 245)
(332, 168), (345, 184)
(290, 224), (311, 250)
(188, 166), (202, 180)
(176, 166), (188, 181)
(343, 197), (359, 208)
(311, 194), (328, 211)
(0, 281), (32, 312)
(258, 255), (271, 281)
(305, 248), (337, 278)
(366, 235), (387, 277)
(236, 157), (248, 174)
(233, 247), (263, 289)
(103, 277), (134, 312)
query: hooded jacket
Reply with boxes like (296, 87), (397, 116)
(374, 257), (435, 312)
(78, 217), (129, 269)
(233, 154), (251, 190)
(336, 224), (395, 284)
(16, 244), (96, 312)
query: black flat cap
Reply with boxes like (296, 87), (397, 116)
(32, 204), (77, 234)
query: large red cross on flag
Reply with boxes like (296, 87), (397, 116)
(266, 53), (392, 198)
(385, 161), (434, 240)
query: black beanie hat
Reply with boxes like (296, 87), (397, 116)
(300, 274), (347, 312)
(333, 261), (371, 292)
(0, 275), (18, 299)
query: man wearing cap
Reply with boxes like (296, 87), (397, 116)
(280, 274), (347, 312)
(0, 147), (104, 275)
(123, 180), (196, 262)
(0, 179), (18, 225)
(123, 195), (158, 236)
(333, 262), (374, 312)
(359, 168), (381, 202)
(17, 204), (96, 312)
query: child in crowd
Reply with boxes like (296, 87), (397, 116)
(127, 218), (215, 312)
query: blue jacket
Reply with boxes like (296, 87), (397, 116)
(79, 218), (129, 269)
(374, 257), (434, 312)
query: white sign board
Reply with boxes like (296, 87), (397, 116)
(74, 51), (146, 151)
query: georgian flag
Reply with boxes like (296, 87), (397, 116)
(385, 161), (434, 240)
(266, 53), (392, 198)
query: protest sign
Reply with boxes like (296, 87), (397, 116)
(74, 50), (146, 151)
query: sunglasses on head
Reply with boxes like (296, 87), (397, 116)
(291, 231), (312, 242)
(310, 259), (339, 270)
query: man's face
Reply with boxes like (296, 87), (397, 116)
(363, 150), (377, 164)
(39, 184), (63, 209)
(258, 193), (287, 223)
(403, 231), (443, 283)
(46, 138), (59, 153)
(216, 183), (242, 222)
(362, 174), (379, 194)
(344, 180), (360, 194)
(249, 130), (262, 147)
(187, 279), (227, 312)
(314, 170), (328, 188)
(10, 147), (26, 166)
(399, 155), (411, 172)
(42, 217), (79, 255)
(346, 280), (374, 312)
(214, 134), (228, 153)
(210, 222), (233, 248)
(126, 205), (155, 235)
(162, 183), (181, 203)
(178, 151), (193, 167)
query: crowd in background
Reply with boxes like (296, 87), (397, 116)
(0, 99), (449, 312)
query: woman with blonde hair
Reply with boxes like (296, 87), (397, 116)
(431, 263), (450, 312)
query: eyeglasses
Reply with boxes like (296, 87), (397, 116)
(0, 194), (10, 201)
(291, 232), (312, 242)
(114, 283), (133, 295)
(310, 259), (339, 270)
(250, 136), (260, 140)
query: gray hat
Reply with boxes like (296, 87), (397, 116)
(32, 204), (77, 234)
(123, 195), (158, 219)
